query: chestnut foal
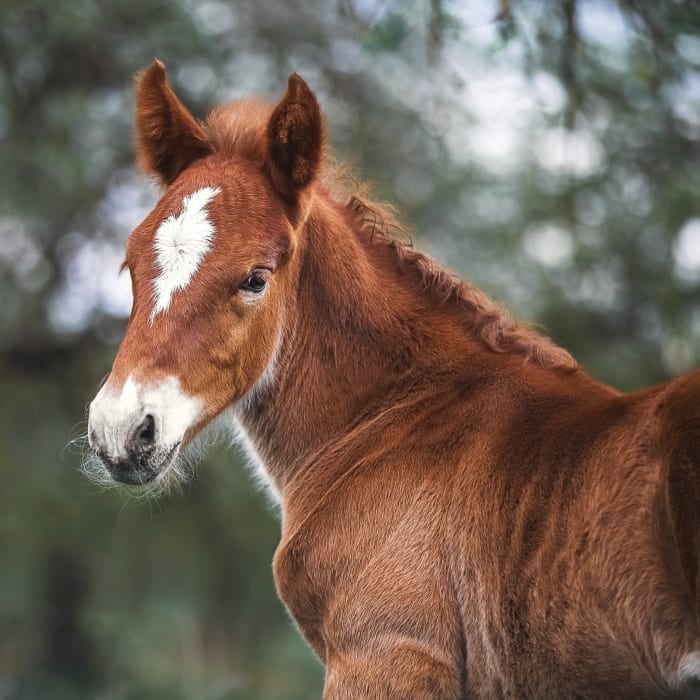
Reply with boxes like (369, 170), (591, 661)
(88, 61), (700, 699)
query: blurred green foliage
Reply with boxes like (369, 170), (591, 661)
(1, 0), (699, 698)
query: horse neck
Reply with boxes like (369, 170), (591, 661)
(234, 192), (475, 500)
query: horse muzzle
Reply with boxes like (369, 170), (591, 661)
(87, 374), (200, 485)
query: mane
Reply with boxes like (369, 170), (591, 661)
(344, 193), (577, 372)
(204, 102), (577, 373)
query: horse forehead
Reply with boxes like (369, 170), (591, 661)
(149, 185), (223, 320)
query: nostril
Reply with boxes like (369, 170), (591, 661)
(134, 414), (156, 449)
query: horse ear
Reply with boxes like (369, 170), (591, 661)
(134, 60), (213, 186)
(266, 73), (323, 199)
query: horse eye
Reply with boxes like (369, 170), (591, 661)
(240, 271), (267, 293)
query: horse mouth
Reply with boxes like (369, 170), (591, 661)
(102, 442), (181, 485)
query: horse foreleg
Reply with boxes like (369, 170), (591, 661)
(322, 639), (463, 699)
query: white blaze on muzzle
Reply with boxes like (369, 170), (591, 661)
(88, 374), (201, 460)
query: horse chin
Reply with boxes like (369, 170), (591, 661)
(111, 467), (158, 486)
(96, 441), (183, 490)
(141, 442), (183, 487)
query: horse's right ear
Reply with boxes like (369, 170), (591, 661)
(266, 73), (323, 201)
(134, 60), (213, 186)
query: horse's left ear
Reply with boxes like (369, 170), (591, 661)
(266, 73), (323, 200)
(134, 60), (213, 186)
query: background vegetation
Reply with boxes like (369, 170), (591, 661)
(1, 1), (698, 698)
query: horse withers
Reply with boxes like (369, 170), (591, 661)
(87, 60), (700, 698)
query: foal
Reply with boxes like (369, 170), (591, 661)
(88, 61), (700, 698)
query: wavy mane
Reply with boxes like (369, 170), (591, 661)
(343, 192), (577, 372)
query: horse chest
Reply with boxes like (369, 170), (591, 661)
(273, 471), (461, 664)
